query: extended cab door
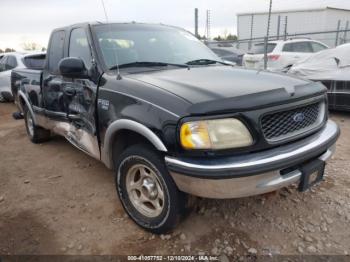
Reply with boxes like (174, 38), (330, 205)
(63, 27), (100, 159)
(42, 30), (68, 118)
(42, 28), (100, 159)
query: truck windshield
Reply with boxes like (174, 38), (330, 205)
(92, 24), (220, 69)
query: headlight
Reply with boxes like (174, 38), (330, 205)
(180, 118), (253, 150)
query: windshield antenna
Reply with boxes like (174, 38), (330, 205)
(100, 0), (122, 80)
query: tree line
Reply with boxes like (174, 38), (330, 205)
(197, 34), (238, 41)
(0, 41), (47, 53)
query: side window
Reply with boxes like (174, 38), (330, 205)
(69, 28), (92, 69)
(23, 55), (46, 69)
(7, 55), (17, 69)
(294, 42), (313, 53)
(0, 56), (7, 72)
(311, 42), (328, 53)
(48, 31), (66, 73)
(282, 43), (293, 52)
(283, 42), (313, 53)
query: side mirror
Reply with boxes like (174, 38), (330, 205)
(59, 57), (88, 78)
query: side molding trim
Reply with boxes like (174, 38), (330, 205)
(102, 119), (168, 169)
(18, 91), (36, 123)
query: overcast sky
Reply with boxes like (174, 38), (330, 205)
(1, 0), (350, 50)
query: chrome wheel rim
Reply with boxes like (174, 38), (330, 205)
(26, 113), (34, 137)
(126, 163), (165, 218)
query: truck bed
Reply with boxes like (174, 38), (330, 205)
(11, 68), (43, 112)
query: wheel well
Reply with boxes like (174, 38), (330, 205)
(19, 96), (26, 111)
(112, 129), (158, 168)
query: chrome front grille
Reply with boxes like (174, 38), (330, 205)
(261, 102), (324, 142)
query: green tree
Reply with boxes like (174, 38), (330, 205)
(226, 34), (237, 41)
(213, 35), (222, 41)
(5, 48), (15, 52)
(21, 41), (41, 51)
(196, 34), (207, 40)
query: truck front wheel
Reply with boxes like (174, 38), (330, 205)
(115, 144), (187, 234)
(24, 107), (51, 144)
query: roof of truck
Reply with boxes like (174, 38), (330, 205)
(53, 21), (184, 31)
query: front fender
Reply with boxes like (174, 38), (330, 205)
(101, 119), (168, 169)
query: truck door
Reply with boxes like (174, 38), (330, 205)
(42, 30), (68, 119)
(63, 27), (100, 159)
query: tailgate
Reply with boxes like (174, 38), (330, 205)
(244, 54), (264, 69)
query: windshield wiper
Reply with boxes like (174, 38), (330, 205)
(109, 61), (188, 70)
(185, 59), (231, 66)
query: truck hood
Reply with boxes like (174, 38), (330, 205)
(126, 66), (327, 115)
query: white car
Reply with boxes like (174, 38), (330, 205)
(243, 39), (329, 72)
(0, 52), (27, 102)
(0, 52), (45, 102)
(289, 43), (350, 111)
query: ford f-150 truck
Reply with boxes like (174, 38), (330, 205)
(11, 22), (340, 233)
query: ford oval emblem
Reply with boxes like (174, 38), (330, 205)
(293, 112), (305, 123)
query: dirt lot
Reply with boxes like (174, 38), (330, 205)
(0, 103), (350, 259)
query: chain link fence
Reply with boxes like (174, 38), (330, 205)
(206, 28), (350, 69)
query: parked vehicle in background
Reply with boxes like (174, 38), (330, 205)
(210, 47), (244, 66)
(12, 22), (339, 233)
(0, 53), (25, 102)
(0, 52), (45, 102)
(243, 39), (329, 71)
(206, 41), (244, 66)
(289, 43), (350, 111)
(11, 52), (46, 110)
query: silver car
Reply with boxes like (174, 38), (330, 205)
(0, 52), (27, 101)
(0, 52), (46, 102)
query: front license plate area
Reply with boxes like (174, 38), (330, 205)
(298, 159), (325, 192)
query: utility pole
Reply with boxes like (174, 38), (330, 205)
(284, 16), (288, 40)
(264, 0), (273, 69)
(277, 15), (281, 40)
(344, 21), (349, 44)
(249, 14), (254, 50)
(194, 8), (199, 38)
(206, 10), (211, 40)
(335, 20), (341, 46)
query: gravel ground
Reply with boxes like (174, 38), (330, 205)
(0, 103), (350, 260)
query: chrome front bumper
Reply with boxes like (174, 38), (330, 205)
(165, 120), (340, 199)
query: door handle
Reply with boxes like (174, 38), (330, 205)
(68, 114), (84, 128)
(68, 114), (80, 120)
(64, 86), (76, 96)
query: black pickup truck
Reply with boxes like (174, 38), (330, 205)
(11, 22), (340, 233)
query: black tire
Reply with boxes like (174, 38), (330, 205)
(115, 144), (187, 234)
(24, 106), (51, 144)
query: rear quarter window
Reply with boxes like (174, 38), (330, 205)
(283, 42), (313, 53)
(311, 42), (328, 53)
(48, 30), (66, 74)
(23, 54), (46, 69)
